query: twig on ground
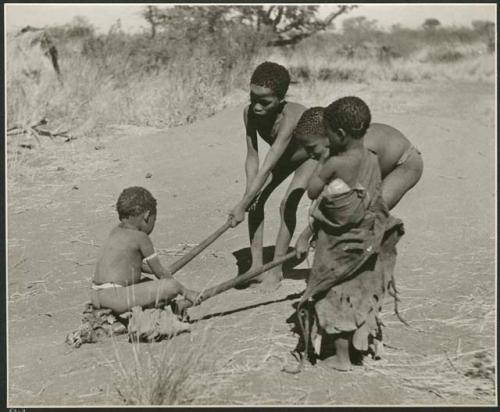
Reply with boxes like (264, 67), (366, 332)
(12, 257), (27, 269)
(66, 258), (95, 266)
(443, 350), (460, 373)
(70, 237), (100, 248)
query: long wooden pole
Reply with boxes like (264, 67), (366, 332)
(174, 251), (297, 314)
(166, 221), (232, 274)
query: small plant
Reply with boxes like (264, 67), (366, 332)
(111, 332), (214, 405)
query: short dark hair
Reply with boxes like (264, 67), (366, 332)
(116, 187), (157, 220)
(250, 61), (290, 99)
(294, 107), (326, 139)
(324, 96), (371, 139)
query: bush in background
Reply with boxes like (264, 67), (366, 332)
(6, 7), (495, 137)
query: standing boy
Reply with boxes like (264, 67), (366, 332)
(291, 98), (405, 371)
(228, 61), (317, 291)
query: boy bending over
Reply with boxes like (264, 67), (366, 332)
(228, 61), (317, 291)
(291, 107), (423, 211)
(91, 187), (199, 314)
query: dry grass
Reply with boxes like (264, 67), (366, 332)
(266, 41), (495, 85)
(364, 347), (495, 402)
(6, 21), (495, 147)
(107, 326), (223, 405)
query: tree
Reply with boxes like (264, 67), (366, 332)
(142, 5), (168, 38)
(140, 5), (356, 46)
(472, 20), (494, 34)
(238, 5), (357, 46)
(422, 18), (441, 30)
(472, 20), (495, 53)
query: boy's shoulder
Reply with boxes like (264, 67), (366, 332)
(110, 225), (150, 244)
(282, 101), (307, 119)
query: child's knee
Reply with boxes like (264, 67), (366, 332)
(158, 278), (181, 297)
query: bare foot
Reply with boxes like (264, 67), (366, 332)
(255, 267), (282, 293)
(320, 355), (352, 372)
(281, 351), (303, 374)
(183, 289), (200, 304)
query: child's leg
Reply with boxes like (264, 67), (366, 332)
(91, 278), (184, 314)
(381, 150), (423, 210)
(321, 332), (353, 371)
(258, 158), (317, 291)
(247, 169), (292, 272)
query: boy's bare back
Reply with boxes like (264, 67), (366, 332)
(94, 225), (151, 286)
(364, 123), (412, 177)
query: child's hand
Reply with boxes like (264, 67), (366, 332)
(162, 269), (174, 279)
(247, 191), (262, 212)
(228, 204), (246, 227)
(194, 292), (204, 305)
(318, 147), (330, 163)
(295, 234), (311, 259)
(184, 289), (201, 305)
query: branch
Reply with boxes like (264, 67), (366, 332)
(266, 33), (310, 47)
(323, 5), (356, 27)
(269, 5), (356, 47)
(273, 7), (284, 30)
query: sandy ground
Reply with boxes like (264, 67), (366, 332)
(7, 80), (496, 406)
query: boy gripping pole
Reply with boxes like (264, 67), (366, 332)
(289, 99), (405, 372)
(91, 187), (199, 314)
(228, 61), (317, 292)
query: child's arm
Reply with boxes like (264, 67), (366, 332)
(138, 234), (173, 279)
(307, 154), (335, 200)
(243, 108), (259, 194)
(141, 261), (155, 275)
(295, 225), (314, 258)
(229, 111), (298, 225)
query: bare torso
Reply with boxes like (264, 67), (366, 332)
(247, 101), (309, 165)
(364, 123), (412, 178)
(93, 226), (144, 286)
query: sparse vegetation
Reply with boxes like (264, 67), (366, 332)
(110, 329), (221, 405)
(6, 6), (496, 407)
(6, 8), (494, 140)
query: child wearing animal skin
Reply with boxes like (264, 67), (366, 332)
(91, 186), (199, 314)
(292, 98), (405, 371)
(291, 107), (423, 211)
(228, 61), (317, 291)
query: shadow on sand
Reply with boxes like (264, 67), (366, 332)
(232, 245), (310, 286)
(191, 246), (310, 322)
(193, 291), (303, 323)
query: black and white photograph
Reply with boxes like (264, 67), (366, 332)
(4, 2), (497, 407)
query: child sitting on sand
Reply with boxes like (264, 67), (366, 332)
(290, 97), (404, 372)
(228, 61), (317, 291)
(91, 186), (199, 314)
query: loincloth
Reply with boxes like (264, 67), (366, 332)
(91, 282), (124, 290)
